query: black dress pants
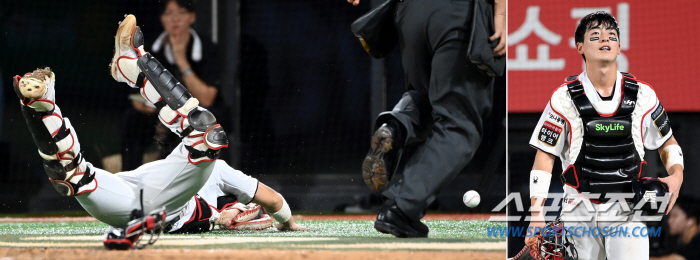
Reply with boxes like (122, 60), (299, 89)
(377, 0), (494, 220)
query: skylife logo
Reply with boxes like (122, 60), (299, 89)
(487, 192), (671, 222)
(595, 123), (625, 132)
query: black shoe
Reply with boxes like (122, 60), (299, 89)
(374, 200), (428, 238)
(362, 124), (400, 191)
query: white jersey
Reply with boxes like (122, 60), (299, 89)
(529, 71), (672, 171)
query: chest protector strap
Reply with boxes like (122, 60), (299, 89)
(560, 73), (646, 202)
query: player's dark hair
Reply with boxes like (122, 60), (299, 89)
(160, 0), (195, 15)
(574, 11), (620, 61)
(675, 196), (700, 223)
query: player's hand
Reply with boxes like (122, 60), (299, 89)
(168, 32), (190, 68)
(490, 0), (506, 57)
(659, 172), (683, 215)
(524, 221), (545, 246)
(214, 208), (241, 228)
(347, 0), (360, 6)
(276, 219), (311, 231)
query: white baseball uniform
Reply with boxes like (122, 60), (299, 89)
(529, 71), (673, 260)
(75, 144), (258, 231)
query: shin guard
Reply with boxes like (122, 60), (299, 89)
(14, 71), (96, 196)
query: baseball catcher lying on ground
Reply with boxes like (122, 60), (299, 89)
(13, 14), (308, 250)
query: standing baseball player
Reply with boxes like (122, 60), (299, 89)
(525, 12), (683, 259)
(13, 14), (306, 249)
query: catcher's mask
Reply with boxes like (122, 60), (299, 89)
(632, 177), (670, 213)
(540, 220), (577, 260)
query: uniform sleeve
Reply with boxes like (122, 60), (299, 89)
(529, 102), (569, 157)
(643, 99), (672, 150)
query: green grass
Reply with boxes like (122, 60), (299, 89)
(0, 220), (505, 250)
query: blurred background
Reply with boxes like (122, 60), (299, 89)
(507, 0), (700, 257)
(0, 1), (505, 217)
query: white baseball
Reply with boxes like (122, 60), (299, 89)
(463, 190), (480, 208)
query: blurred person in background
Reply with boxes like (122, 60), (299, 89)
(651, 196), (700, 260)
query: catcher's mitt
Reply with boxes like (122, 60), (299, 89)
(216, 203), (273, 231)
(512, 221), (578, 260)
(510, 234), (543, 260)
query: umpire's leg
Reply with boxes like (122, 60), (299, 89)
(383, 0), (494, 221)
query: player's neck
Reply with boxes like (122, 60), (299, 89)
(586, 62), (617, 97)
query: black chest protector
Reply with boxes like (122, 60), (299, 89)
(560, 72), (647, 202)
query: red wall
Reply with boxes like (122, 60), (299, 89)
(508, 1), (700, 112)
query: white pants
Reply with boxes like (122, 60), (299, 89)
(561, 187), (649, 260)
(168, 160), (259, 232)
(75, 143), (215, 228)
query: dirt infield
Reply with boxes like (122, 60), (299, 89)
(0, 248), (504, 260)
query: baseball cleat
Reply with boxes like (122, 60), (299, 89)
(13, 68), (56, 105)
(110, 14), (145, 87)
(362, 124), (399, 191)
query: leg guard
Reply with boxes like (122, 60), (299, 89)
(142, 63), (228, 164)
(14, 70), (96, 196)
(140, 60), (228, 163)
(137, 53), (193, 111)
(109, 15), (227, 163)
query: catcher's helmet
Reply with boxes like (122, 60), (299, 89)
(632, 177), (669, 213)
(540, 220), (577, 260)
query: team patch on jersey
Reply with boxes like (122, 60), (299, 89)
(652, 103), (671, 137)
(538, 121), (562, 146)
(547, 112), (566, 125)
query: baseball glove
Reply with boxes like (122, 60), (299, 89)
(216, 203), (273, 231)
(510, 234), (543, 260)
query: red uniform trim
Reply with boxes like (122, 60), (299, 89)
(117, 56), (137, 85)
(638, 161), (647, 179)
(562, 165), (579, 189)
(188, 154), (215, 165)
(216, 202), (239, 213)
(42, 113), (64, 137)
(159, 113), (180, 125)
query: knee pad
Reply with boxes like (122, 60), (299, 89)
(44, 158), (97, 196)
(157, 105), (228, 164)
(181, 107), (228, 164)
